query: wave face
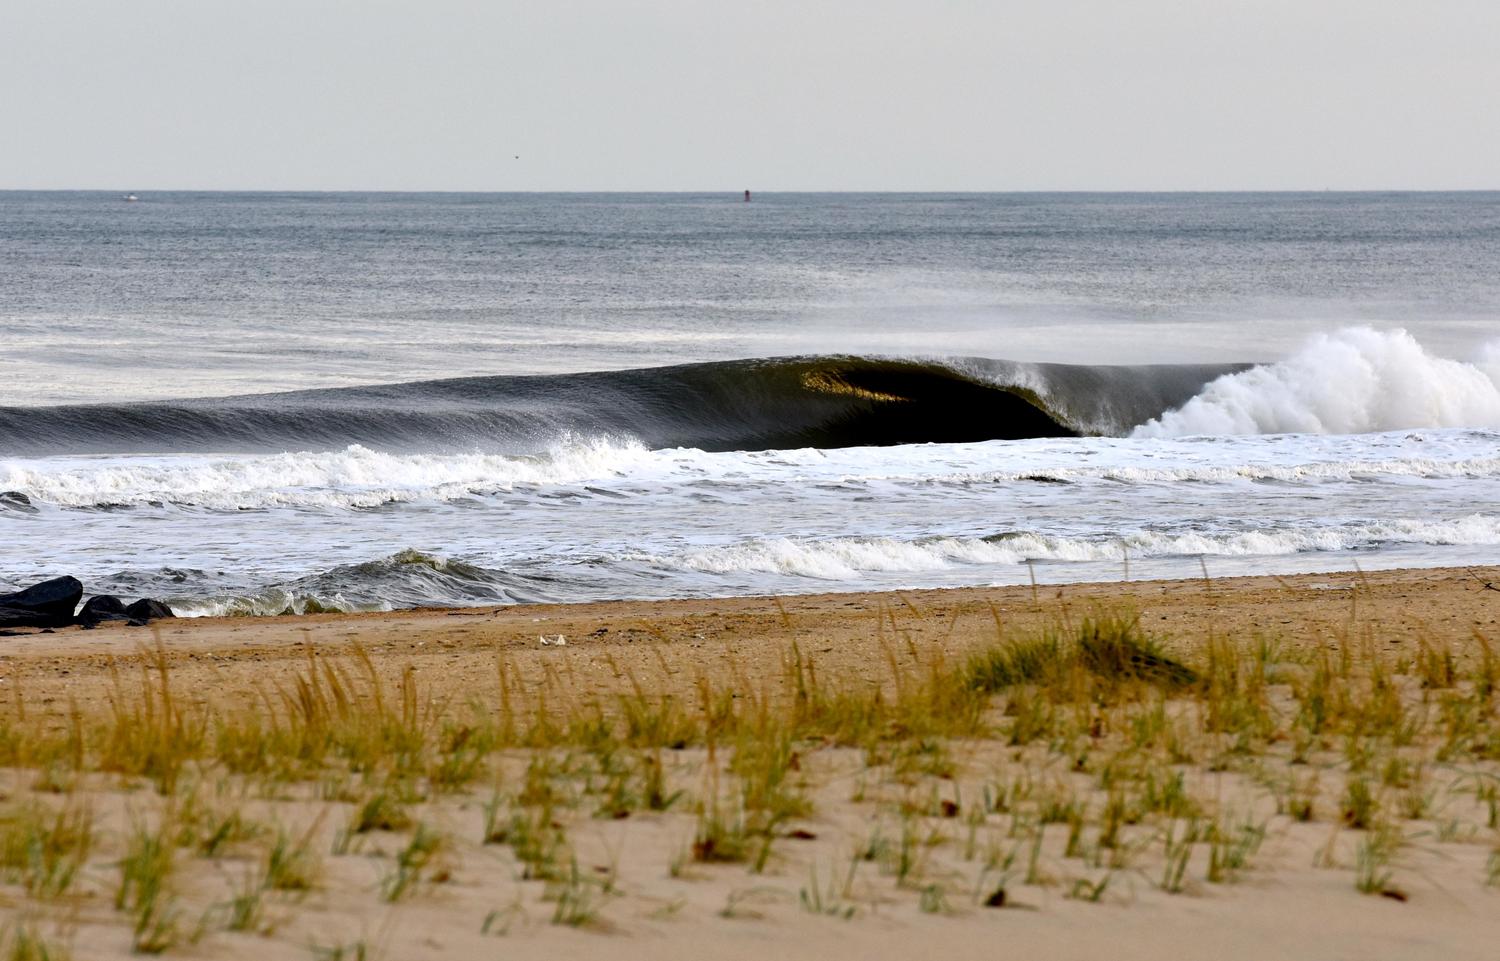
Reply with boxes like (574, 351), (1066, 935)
(0, 356), (1237, 456)
(1135, 328), (1500, 437)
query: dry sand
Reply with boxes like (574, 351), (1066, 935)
(0, 564), (1498, 960)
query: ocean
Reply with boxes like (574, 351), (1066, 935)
(2, 191), (1498, 614)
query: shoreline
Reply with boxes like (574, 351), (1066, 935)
(5, 563), (1498, 712)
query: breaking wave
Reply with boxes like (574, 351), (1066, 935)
(0, 437), (657, 510)
(3, 329), (1494, 461)
(1136, 328), (1500, 437)
(166, 549), (560, 616)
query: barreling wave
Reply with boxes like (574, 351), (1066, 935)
(3, 329), (1494, 459)
(0, 355), (1234, 456)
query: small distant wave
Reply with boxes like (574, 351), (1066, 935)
(1136, 328), (1500, 437)
(895, 446), (1500, 487)
(171, 549), (559, 616)
(636, 516), (1500, 580)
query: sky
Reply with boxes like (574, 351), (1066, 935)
(2, 0), (1498, 192)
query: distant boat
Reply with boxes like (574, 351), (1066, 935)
(123, 194), (139, 202)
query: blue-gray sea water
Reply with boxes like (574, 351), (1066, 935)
(2, 192), (1498, 613)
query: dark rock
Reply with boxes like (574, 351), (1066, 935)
(0, 576), (81, 611)
(0, 576), (83, 628)
(0, 491), (37, 513)
(77, 595), (128, 628)
(0, 608), (36, 628)
(124, 598), (176, 625)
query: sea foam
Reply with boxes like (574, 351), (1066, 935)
(1134, 327), (1500, 437)
(6, 427), (1500, 511)
(0, 435), (654, 510)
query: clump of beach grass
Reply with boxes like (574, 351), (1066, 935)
(115, 815), (182, 954)
(0, 799), (94, 901)
(964, 612), (1197, 695)
(0, 922), (72, 961)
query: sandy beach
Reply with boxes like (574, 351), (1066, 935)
(0, 565), (1497, 959)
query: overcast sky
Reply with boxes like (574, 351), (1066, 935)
(3, 0), (1497, 191)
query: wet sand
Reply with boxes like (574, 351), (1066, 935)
(5, 563), (1498, 713)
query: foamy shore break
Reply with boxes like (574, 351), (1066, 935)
(2, 565), (1500, 960)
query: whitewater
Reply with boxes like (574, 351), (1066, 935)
(4, 329), (1499, 614)
(2, 192), (1498, 614)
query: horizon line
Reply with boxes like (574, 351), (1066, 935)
(4, 187), (1500, 196)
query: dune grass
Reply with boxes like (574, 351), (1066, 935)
(0, 602), (1496, 952)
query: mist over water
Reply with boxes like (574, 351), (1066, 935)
(2, 192), (1499, 613)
